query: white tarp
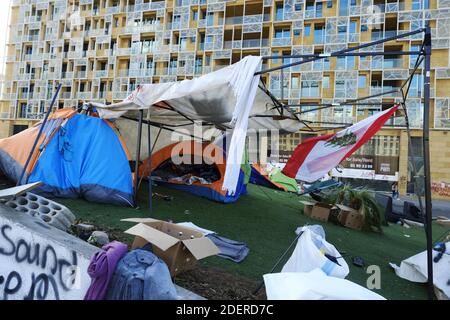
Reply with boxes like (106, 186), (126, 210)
(282, 226), (350, 278)
(90, 56), (304, 194)
(264, 269), (385, 300)
(390, 242), (450, 298)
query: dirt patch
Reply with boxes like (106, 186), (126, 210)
(175, 266), (266, 300)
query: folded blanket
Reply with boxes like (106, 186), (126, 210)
(206, 233), (250, 263)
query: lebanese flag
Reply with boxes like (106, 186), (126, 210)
(282, 104), (399, 182)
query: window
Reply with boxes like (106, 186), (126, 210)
(293, 29), (301, 36)
(327, 1), (333, 8)
(358, 75), (366, 88)
(339, 0), (348, 16)
(304, 24), (311, 36)
(291, 76), (299, 89)
(192, 10), (198, 21)
(295, 2), (302, 11)
(412, 0), (429, 10)
(323, 76), (330, 88)
(276, 5), (284, 20)
(275, 29), (290, 38)
(301, 80), (319, 97)
(314, 25), (325, 44)
(316, 2), (323, 17)
(361, 24), (368, 32)
(349, 21), (357, 34)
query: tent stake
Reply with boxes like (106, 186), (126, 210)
(16, 84), (62, 186)
(134, 110), (143, 208)
(253, 231), (303, 296)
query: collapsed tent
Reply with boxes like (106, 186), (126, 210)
(0, 109), (134, 206)
(89, 56), (305, 196)
(250, 163), (298, 193)
(139, 140), (247, 203)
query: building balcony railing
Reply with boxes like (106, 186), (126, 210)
(383, 58), (403, 69)
(305, 9), (323, 19)
(95, 70), (109, 78)
(271, 38), (291, 47)
(105, 6), (121, 14)
(61, 92), (72, 99)
(113, 92), (128, 100)
(371, 30), (397, 41)
(77, 92), (92, 100)
(370, 86), (402, 97)
(18, 92), (30, 99)
(61, 72), (74, 79)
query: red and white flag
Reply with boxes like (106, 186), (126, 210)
(282, 104), (399, 182)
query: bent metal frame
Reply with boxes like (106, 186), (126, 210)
(129, 27), (434, 299)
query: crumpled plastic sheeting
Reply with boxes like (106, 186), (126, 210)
(390, 241), (450, 298)
(264, 269), (385, 300)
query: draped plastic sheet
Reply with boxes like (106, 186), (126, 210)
(91, 56), (304, 194)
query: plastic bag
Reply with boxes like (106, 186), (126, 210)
(282, 227), (349, 278)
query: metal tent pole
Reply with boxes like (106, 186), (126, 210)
(147, 115), (153, 213)
(16, 84), (62, 186)
(422, 26), (434, 300)
(134, 110), (144, 208)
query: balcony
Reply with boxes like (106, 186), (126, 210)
(77, 92), (92, 100)
(19, 92), (30, 100)
(242, 39), (269, 49)
(27, 34), (40, 41)
(113, 92), (128, 100)
(94, 70), (108, 78)
(370, 86), (402, 97)
(106, 6), (121, 14)
(61, 92), (72, 99)
(116, 48), (132, 56)
(305, 9), (323, 19)
(271, 38), (291, 47)
(225, 16), (243, 25)
(371, 30), (397, 41)
(383, 58), (403, 69)
(61, 72), (74, 79)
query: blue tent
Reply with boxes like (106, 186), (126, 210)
(0, 109), (134, 206)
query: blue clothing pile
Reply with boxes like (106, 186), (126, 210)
(105, 249), (177, 300)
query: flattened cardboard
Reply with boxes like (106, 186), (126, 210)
(0, 182), (43, 200)
(123, 218), (219, 276)
(300, 201), (316, 217)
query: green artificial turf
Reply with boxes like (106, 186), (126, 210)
(58, 183), (448, 300)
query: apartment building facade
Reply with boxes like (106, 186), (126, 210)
(1, 0), (450, 198)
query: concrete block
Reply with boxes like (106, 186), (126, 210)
(1, 192), (76, 231)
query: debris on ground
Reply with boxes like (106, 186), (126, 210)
(88, 230), (110, 246)
(175, 266), (265, 300)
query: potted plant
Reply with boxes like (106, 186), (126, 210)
(323, 185), (384, 233)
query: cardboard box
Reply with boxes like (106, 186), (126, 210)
(122, 218), (220, 276)
(300, 201), (316, 217)
(336, 204), (364, 231)
(310, 203), (336, 222)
